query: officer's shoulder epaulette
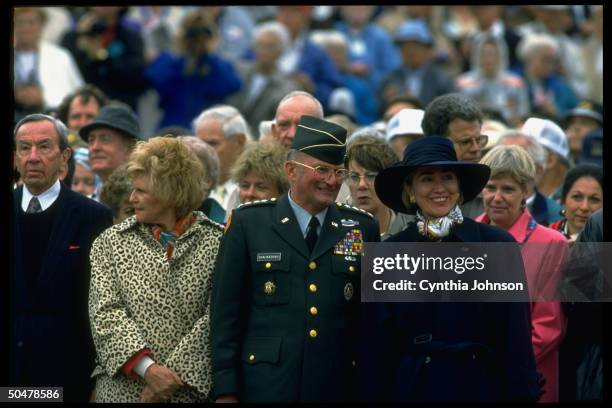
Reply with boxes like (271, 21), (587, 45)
(236, 197), (278, 210)
(202, 217), (225, 231)
(335, 201), (374, 219)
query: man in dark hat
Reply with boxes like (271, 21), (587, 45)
(211, 115), (379, 402)
(79, 104), (142, 200)
(563, 100), (603, 163)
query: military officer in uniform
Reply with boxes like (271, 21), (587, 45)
(211, 115), (380, 402)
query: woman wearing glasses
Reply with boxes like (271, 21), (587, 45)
(359, 136), (540, 402)
(344, 133), (413, 240)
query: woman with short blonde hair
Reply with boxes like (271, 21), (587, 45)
(477, 144), (569, 402)
(230, 142), (289, 204)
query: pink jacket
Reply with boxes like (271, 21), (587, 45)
(476, 209), (569, 402)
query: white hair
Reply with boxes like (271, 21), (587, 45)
(517, 33), (559, 62)
(254, 21), (291, 54)
(258, 120), (274, 138)
(192, 104), (252, 141)
(498, 130), (547, 168)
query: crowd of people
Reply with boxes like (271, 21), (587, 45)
(11, 5), (604, 403)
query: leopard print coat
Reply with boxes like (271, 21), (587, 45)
(88, 211), (223, 402)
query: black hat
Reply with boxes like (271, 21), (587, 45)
(79, 105), (142, 142)
(564, 100), (603, 126)
(375, 137), (490, 214)
(292, 115), (347, 165)
(578, 128), (603, 166)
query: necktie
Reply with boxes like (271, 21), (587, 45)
(305, 216), (320, 253)
(26, 196), (42, 213)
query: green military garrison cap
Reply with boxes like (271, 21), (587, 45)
(292, 115), (347, 165)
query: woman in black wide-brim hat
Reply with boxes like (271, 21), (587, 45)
(358, 136), (541, 402)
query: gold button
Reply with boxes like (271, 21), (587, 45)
(265, 262), (272, 269)
(310, 306), (318, 315)
(264, 281), (276, 295)
(309, 283), (317, 293)
(309, 329), (318, 338)
(349, 266), (355, 273)
(249, 354), (255, 361)
(309, 261), (317, 270)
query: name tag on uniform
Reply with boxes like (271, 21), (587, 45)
(257, 253), (282, 262)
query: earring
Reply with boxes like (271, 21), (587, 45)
(409, 195), (416, 204)
(560, 208), (566, 217)
(520, 199), (527, 211)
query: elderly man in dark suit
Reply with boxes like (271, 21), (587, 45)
(211, 115), (380, 402)
(11, 113), (113, 402)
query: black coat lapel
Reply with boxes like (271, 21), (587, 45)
(271, 194), (310, 259)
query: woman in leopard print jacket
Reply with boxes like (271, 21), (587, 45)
(89, 137), (224, 402)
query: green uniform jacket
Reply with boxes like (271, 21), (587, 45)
(211, 193), (380, 402)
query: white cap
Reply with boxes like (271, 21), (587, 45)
(386, 109), (424, 144)
(521, 117), (569, 162)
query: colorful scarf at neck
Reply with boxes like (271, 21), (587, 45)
(416, 205), (464, 239)
(151, 212), (196, 259)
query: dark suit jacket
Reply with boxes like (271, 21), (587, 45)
(61, 18), (149, 110)
(359, 218), (540, 402)
(11, 183), (113, 402)
(211, 194), (379, 402)
(225, 65), (300, 139)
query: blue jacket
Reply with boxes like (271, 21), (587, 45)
(340, 73), (379, 125)
(298, 41), (343, 108)
(335, 21), (401, 92)
(513, 66), (578, 115)
(146, 51), (242, 129)
(359, 217), (540, 402)
(11, 184), (113, 401)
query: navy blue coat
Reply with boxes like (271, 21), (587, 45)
(11, 184), (113, 402)
(359, 217), (540, 402)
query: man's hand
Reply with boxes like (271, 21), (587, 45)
(141, 364), (184, 402)
(215, 394), (239, 403)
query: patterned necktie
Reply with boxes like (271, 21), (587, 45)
(26, 196), (42, 213)
(305, 216), (320, 253)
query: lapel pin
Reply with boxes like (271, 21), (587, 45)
(281, 217), (290, 223)
(331, 221), (338, 228)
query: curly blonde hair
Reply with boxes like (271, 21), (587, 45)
(127, 137), (206, 219)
